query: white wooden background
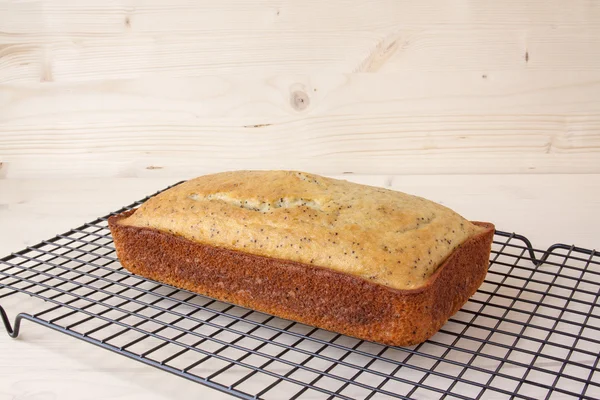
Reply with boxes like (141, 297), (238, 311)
(1, 0), (600, 178)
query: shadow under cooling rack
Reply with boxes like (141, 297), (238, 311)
(0, 187), (599, 400)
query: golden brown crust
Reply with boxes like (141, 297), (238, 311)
(109, 210), (494, 347)
(119, 171), (485, 290)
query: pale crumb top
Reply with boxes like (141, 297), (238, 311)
(122, 171), (483, 290)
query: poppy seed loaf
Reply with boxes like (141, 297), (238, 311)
(109, 171), (494, 346)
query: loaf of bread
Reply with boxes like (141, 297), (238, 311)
(108, 171), (494, 346)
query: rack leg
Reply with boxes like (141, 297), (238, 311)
(0, 305), (22, 338)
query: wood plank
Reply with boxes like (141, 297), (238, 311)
(1, 1), (600, 82)
(1, 72), (599, 177)
(4, 0), (599, 34)
(1, 28), (599, 83)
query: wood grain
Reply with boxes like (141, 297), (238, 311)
(1, 0), (599, 177)
(1, 72), (599, 177)
(1, 1), (600, 82)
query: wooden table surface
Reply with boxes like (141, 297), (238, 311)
(0, 175), (598, 399)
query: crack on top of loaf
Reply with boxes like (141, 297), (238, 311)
(293, 171), (327, 187)
(189, 192), (322, 212)
(394, 214), (436, 234)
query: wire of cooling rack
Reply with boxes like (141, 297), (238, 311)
(0, 186), (598, 400)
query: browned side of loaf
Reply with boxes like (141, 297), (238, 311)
(108, 210), (494, 347)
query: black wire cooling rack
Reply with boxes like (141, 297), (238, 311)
(1, 186), (598, 400)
